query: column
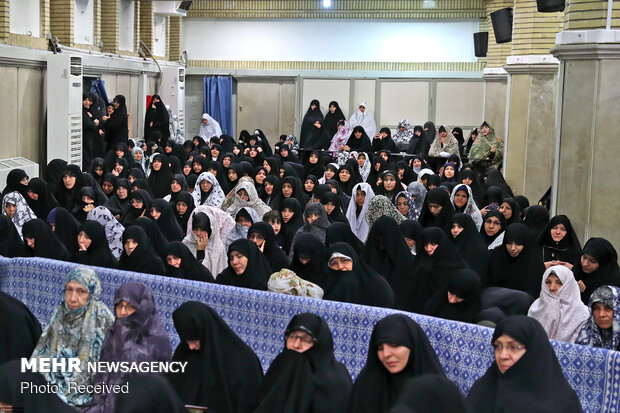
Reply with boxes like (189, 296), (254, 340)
(502, 0), (563, 201)
(482, 0), (512, 142)
(100, 0), (119, 53)
(49, 0), (73, 46)
(550, 2), (620, 249)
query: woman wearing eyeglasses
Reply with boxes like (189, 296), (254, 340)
(84, 282), (171, 413)
(253, 313), (352, 413)
(30, 267), (114, 407)
(466, 315), (583, 413)
(347, 314), (445, 413)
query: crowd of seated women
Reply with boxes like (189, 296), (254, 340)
(1, 98), (619, 412)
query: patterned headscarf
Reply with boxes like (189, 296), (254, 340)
(31, 267), (114, 406)
(358, 152), (371, 182)
(193, 171), (225, 208)
(87, 206), (125, 259)
(395, 190), (419, 220)
(268, 269), (324, 299)
(224, 180), (271, 218)
(365, 195), (405, 229)
(407, 181), (427, 215)
(576, 285), (620, 350)
(450, 184), (483, 230)
(2, 191), (36, 239)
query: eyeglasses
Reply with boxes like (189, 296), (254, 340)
(329, 257), (351, 267)
(65, 287), (88, 297)
(485, 219), (501, 226)
(286, 333), (315, 345)
(116, 303), (136, 312)
(492, 343), (525, 353)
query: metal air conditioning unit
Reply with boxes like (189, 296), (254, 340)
(0, 158), (39, 188)
(47, 54), (83, 166)
(160, 65), (186, 136)
(153, 1), (192, 17)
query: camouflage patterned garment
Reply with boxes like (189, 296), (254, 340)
(468, 122), (504, 167)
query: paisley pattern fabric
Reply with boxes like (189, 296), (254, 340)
(192, 171), (226, 208)
(267, 268), (324, 299)
(30, 267), (114, 406)
(2, 191), (36, 239)
(87, 206), (125, 259)
(576, 285), (620, 350)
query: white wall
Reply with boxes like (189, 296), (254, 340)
(10, 0), (40, 37)
(119, 0), (135, 52)
(184, 19), (480, 62)
(74, 0), (94, 45)
(153, 15), (167, 57)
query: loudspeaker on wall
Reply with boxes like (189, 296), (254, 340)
(537, 0), (565, 12)
(473, 32), (489, 57)
(490, 7), (513, 44)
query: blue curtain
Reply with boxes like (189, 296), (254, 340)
(89, 79), (109, 104)
(204, 76), (233, 135)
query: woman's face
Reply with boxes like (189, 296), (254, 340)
(116, 186), (128, 199)
(115, 163), (124, 174)
(279, 168), (285, 179)
(211, 148), (220, 158)
(230, 250), (248, 275)
(264, 181), (273, 195)
(461, 176), (473, 186)
(357, 155), (366, 167)
(183, 164), (192, 175)
(505, 242), (524, 258)
(447, 291), (464, 303)
(499, 202), (513, 220)
(115, 300), (137, 318)
(63, 174), (76, 189)
(580, 253), (599, 274)
(428, 203), (443, 217)
(249, 148), (258, 157)
(339, 169), (351, 183)
(324, 202), (336, 215)
(101, 181), (114, 195)
(444, 165), (455, 178)
(286, 330), (315, 352)
(228, 169), (238, 181)
(304, 179), (315, 193)
(77, 231), (91, 250)
(377, 343), (410, 374)
(453, 190), (468, 209)
(545, 273), (563, 294)
(354, 130), (362, 139)
(593, 302), (614, 330)
(193, 162), (202, 173)
(149, 207), (161, 221)
(383, 175), (396, 191)
(413, 159), (422, 168)
(404, 237), (415, 249)
(152, 159), (162, 171)
(237, 189), (250, 201)
(329, 256), (353, 271)
(309, 154), (318, 164)
(4, 202), (16, 219)
(306, 213), (319, 224)
(223, 157), (231, 168)
(200, 179), (213, 193)
(64, 281), (89, 310)
(281, 208), (293, 223)
(124, 238), (138, 255)
(171, 180), (181, 193)
(314, 120), (321, 128)
(255, 170), (266, 184)
(325, 169), (335, 180)
(329, 104), (336, 113)
(396, 196), (409, 216)
(310, 103), (317, 110)
(550, 223), (567, 243)
(484, 216), (502, 236)
(107, 105), (114, 115)
(493, 334), (526, 374)
(359, 105), (365, 113)
(130, 198), (143, 210)
(355, 189), (366, 207)
(282, 183), (293, 198)
(176, 201), (187, 215)
(134, 151), (143, 161)
(94, 166), (104, 176)
(451, 223), (464, 239)
(424, 242), (438, 256)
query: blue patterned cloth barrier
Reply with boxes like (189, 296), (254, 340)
(1, 256), (619, 413)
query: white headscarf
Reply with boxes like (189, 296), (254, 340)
(193, 172), (225, 208)
(345, 182), (375, 243)
(528, 265), (590, 343)
(183, 206), (232, 277)
(199, 113), (222, 140)
(348, 101), (376, 141)
(450, 184), (483, 230)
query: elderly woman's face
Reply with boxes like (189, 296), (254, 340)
(65, 280), (89, 310)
